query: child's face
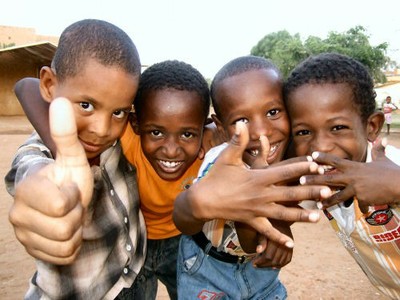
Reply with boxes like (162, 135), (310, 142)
(287, 83), (372, 162)
(214, 69), (289, 166)
(48, 59), (138, 162)
(135, 88), (204, 181)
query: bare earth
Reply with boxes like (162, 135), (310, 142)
(1, 118), (398, 299)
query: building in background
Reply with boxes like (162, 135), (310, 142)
(0, 25), (58, 115)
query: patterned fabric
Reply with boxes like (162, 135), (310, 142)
(325, 143), (400, 299)
(121, 124), (202, 239)
(5, 132), (146, 300)
(197, 143), (253, 256)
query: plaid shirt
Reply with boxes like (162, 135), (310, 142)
(5, 132), (146, 300)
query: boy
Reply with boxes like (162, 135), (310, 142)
(5, 19), (146, 299)
(283, 52), (400, 299)
(120, 60), (210, 299)
(13, 60), (211, 300)
(176, 56), (292, 299)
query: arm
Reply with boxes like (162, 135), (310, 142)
(8, 98), (93, 265)
(14, 77), (55, 154)
(173, 122), (330, 246)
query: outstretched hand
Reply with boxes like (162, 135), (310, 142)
(173, 122), (331, 248)
(9, 98), (93, 265)
(300, 140), (400, 212)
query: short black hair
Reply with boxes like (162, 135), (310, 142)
(211, 55), (281, 117)
(283, 53), (376, 122)
(134, 60), (210, 121)
(52, 19), (141, 82)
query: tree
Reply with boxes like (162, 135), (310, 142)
(251, 26), (389, 82)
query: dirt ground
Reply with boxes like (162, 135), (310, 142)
(1, 118), (399, 299)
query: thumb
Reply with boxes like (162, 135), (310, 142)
(215, 121), (249, 167)
(50, 97), (93, 208)
(251, 135), (270, 169)
(371, 137), (387, 161)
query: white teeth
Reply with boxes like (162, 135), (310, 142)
(160, 160), (182, 168)
(250, 149), (259, 156)
(269, 144), (278, 155)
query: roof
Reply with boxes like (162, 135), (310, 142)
(0, 42), (57, 66)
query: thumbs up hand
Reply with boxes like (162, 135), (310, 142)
(9, 97), (93, 265)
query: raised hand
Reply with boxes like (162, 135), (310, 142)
(300, 144), (400, 212)
(173, 122), (330, 247)
(9, 98), (93, 265)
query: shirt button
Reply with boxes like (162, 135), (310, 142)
(123, 267), (129, 274)
(126, 244), (132, 252)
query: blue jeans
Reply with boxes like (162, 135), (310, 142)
(128, 235), (180, 300)
(177, 235), (287, 300)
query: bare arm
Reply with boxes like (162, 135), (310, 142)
(14, 77), (55, 154)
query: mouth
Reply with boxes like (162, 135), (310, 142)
(80, 139), (104, 153)
(157, 160), (184, 173)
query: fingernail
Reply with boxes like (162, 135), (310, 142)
(306, 155), (313, 162)
(320, 187), (331, 198)
(312, 152), (319, 160)
(309, 211), (320, 222)
(299, 176), (306, 185)
(316, 202), (323, 210)
(318, 166), (325, 175)
(285, 240), (294, 248)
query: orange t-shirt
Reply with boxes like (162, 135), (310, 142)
(121, 125), (203, 239)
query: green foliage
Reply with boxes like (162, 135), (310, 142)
(251, 26), (389, 82)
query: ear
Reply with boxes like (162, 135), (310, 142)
(39, 66), (57, 103)
(366, 111), (384, 142)
(211, 114), (229, 142)
(130, 113), (140, 135)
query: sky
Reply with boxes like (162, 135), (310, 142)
(1, 0), (399, 79)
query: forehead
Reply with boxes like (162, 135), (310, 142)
(58, 59), (139, 108)
(216, 69), (281, 98)
(139, 88), (205, 120)
(287, 83), (358, 114)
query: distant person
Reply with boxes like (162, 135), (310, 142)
(284, 52), (400, 299)
(383, 95), (397, 134)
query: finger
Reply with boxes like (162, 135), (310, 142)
(262, 203), (322, 223)
(251, 135), (270, 169)
(311, 151), (352, 171)
(258, 161), (326, 186)
(13, 172), (80, 217)
(214, 121), (249, 167)
(9, 198), (83, 242)
(299, 173), (347, 188)
(256, 235), (268, 254)
(371, 137), (387, 161)
(246, 217), (294, 249)
(262, 184), (332, 204)
(49, 97), (93, 208)
(320, 187), (354, 208)
(23, 231), (83, 265)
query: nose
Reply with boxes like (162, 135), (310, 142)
(89, 113), (111, 138)
(248, 118), (271, 141)
(162, 136), (181, 158)
(310, 132), (334, 153)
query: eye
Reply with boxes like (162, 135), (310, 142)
(332, 125), (349, 131)
(113, 110), (128, 120)
(80, 102), (94, 112)
(150, 130), (163, 137)
(181, 132), (195, 139)
(234, 118), (249, 125)
(294, 129), (310, 136)
(266, 109), (280, 117)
